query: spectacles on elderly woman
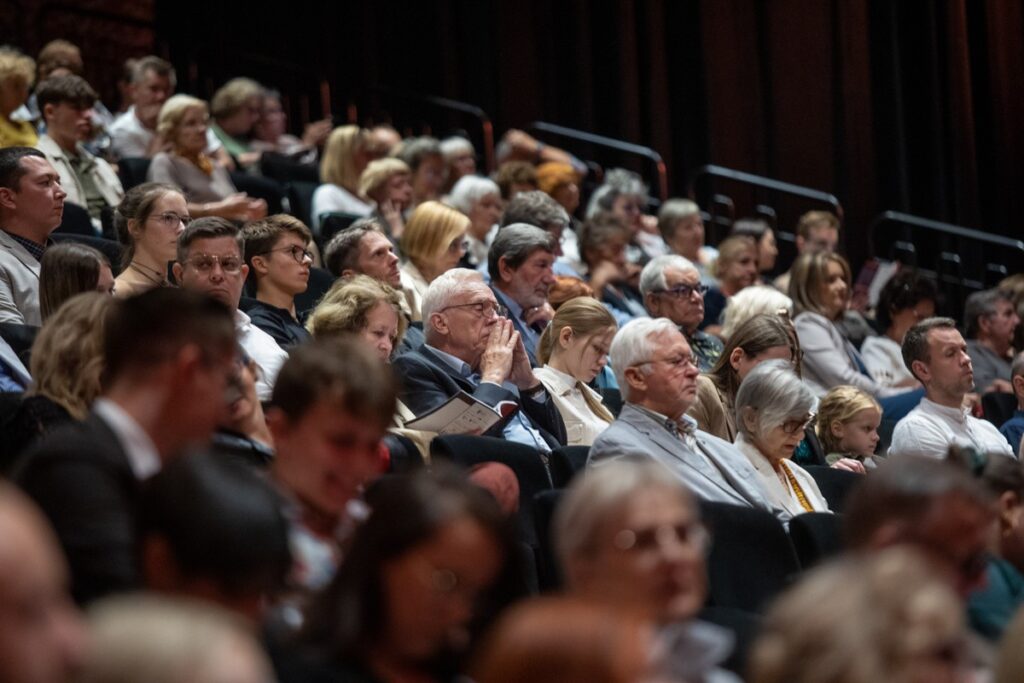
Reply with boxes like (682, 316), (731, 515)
(780, 414), (814, 435)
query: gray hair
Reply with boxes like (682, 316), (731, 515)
(657, 198), (700, 241)
(553, 459), (695, 577)
(448, 175), (500, 214)
(322, 217), (386, 277)
(439, 136), (474, 159)
(734, 360), (814, 437)
(720, 285), (794, 339)
(585, 168), (649, 219)
(901, 316), (958, 381)
(964, 288), (1014, 338)
(609, 317), (679, 400)
(396, 136), (442, 171)
(638, 254), (698, 298)
(487, 223), (556, 281)
(422, 268), (485, 334)
(500, 190), (569, 231)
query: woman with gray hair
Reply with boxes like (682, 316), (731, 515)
(733, 360), (831, 515)
(448, 174), (502, 267)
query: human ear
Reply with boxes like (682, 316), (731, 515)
(830, 419), (845, 442)
(171, 262), (184, 282)
(740, 406), (758, 433)
(250, 255), (269, 277)
(729, 347), (746, 371)
(558, 326), (574, 349)
(497, 255), (516, 284)
(623, 366), (648, 392)
(911, 359), (930, 383)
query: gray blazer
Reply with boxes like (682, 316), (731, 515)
(0, 231), (41, 326)
(589, 404), (786, 521)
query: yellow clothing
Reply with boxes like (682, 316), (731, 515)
(0, 117), (38, 148)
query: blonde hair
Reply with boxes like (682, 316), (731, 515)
(796, 210), (841, 239)
(710, 234), (756, 279)
(788, 251), (851, 317)
(399, 200), (469, 270)
(720, 285), (794, 339)
(537, 296), (616, 365)
(210, 77), (263, 119)
(29, 292), (113, 419)
(320, 125), (366, 192)
(0, 46), (35, 88)
(358, 157), (410, 199)
(156, 94), (207, 141)
(815, 385), (881, 453)
(306, 274), (407, 346)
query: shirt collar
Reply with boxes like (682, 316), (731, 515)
(424, 344), (473, 377)
(492, 286), (525, 321)
(920, 396), (970, 423)
(540, 364), (577, 395)
(3, 231), (48, 262)
(235, 309), (252, 331)
(93, 398), (161, 479)
(630, 403), (697, 437)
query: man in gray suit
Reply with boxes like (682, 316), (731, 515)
(0, 147), (67, 326)
(589, 317), (784, 520)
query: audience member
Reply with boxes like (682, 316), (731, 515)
(815, 385), (883, 468)
(14, 288), (237, 603)
(496, 128), (586, 173)
(173, 217), (287, 400)
(449, 175), (502, 267)
(964, 287), (1019, 394)
(367, 123), (401, 157)
(0, 47), (37, 148)
(358, 157), (412, 241)
(305, 274), (407, 360)
(215, 350), (275, 466)
(589, 317), (780, 517)
(640, 254), (722, 371)
(1000, 352), (1024, 455)
(534, 296), (617, 445)
(657, 198), (715, 272)
(860, 269), (937, 388)
(548, 275), (595, 309)
(535, 161), (581, 218)
(396, 136), (446, 209)
(313, 125), (372, 228)
(251, 89), (331, 163)
(399, 200), (469, 321)
(112, 182), (187, 296)
(703, 235), (758, 333)
(773, 210), (841, 293)
(241, 214), (314, 348)
(38, 242), (114, 319)
(209, 77), (265, 168)
(718, 284), (793, 340)
(0, 146), (67, 325)
(499, 190), (573, 266)
(439, 135), (477, 191)
(34, 75), (124, 230)
(889, 317), (1013, 458)
(577, 211), (645, 322)
(734, 361), (832, 515)
(493, 160), (538, 200)
(586, 168), (665, 262)
(730, 217), (779, 280)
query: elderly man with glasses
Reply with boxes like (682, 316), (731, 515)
(392, 268), (566, 450)
(640, 254), (723, 371)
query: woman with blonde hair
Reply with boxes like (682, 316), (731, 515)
(312, 125), (372, 228)
(0, 46), (37, 147)
(534, 297), (617, 445)
(399, 201), (469, 321)
(359, 157), (412, 241)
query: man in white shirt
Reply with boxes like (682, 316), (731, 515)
(174, 217), (288, 401)
(889, 317), (1014, 458)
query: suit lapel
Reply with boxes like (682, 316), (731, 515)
(0, 231), (41, 280)
(418, 347), (475, 391)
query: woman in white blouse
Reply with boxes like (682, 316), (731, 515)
(312, 125), (373, 230)
(533, 296), (618, 446)
(860, 270), (936, 388)
(733, 360), (831, 516)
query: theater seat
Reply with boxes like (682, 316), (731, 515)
(549, 445), (588, 487)
(532, 488), (565, 592)
(294, 267), (336, 317)
(788, 511), (844, 569)
(117, 157), (151, 191)
(803, 466), (862, 514)
(982, 392), (1017, 428)
(53, 202), (95, 237)
(51, 234), (124, 276)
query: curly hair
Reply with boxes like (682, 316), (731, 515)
(305, 274), (407, 347)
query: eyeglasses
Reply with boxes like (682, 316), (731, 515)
(653, 283), (708, 299)
(184, 254), (243, 275)
(439, 301), (508, 319)
(260, 244), (313, 264)
(152, 211), (192, 227)
(613, 521), (710, 555)
(779, 414), (814, 435)
(637, 354), (696, 371)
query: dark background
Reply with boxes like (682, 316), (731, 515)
(4, 0), (1023, 273)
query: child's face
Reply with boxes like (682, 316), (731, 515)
(833, 408), (881, 457)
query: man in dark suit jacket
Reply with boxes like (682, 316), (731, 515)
(14, 288), (237, 604)
(393, 268), (566, 449)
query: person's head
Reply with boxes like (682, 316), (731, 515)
(657, 199), (704, 261)
(358, 157), (412, 208)
(251, 89), (285, 143)
(735, 360), (815, 463)
(719, 285), (794, 340)
(815, 385), (882, 457)
(209, 77), (264, 137)
(750, 548), (968, 683)
(578, 211), (631, 271)
(611, 318), (699, 419)
(0, 147), (66, 240)
(39, 242), (113, 320)
(422, 268), (504, 367)
(499, 189), (569, 247)
(492, 160), (537, 200)
(156, 94), (209, 157)
(81, 595), (273, 683)
(400, 200), (470, 281)
(535, 162), (581, 215)
(788, 250), (851, 319)
(730, 218), (778, 273)
(548, 276), (595, 309)
(396, 136), (445, 204)
(964, 288), (1019, 351)
(639, 254), (705, 335)
(128, 55), (176, 128)
(470, 597), (657, 683)
(708, 313), (801, 404)
(876, 270), (939, 341)
(35, 74), (97, 149)
(267, 339), (396, 524)
(1012, 352), (1024, 408)
(173, 217), (247, 310)
(844, 455), (995, 596)
(901, 317), (973, 403)
(35, 40), (82, 82)
(139, 453), (290, 622)
(487, 223), (556, 309)
(29, 292), (113, 419)
(322, 217), (400, 287)
(555, 460), (707, 623)
(306, 275), (407, 361)
(711, 235), (758, 295)
(302, 466), (522, 671)
(114, 182), (187, 269)
(794, 210), (841, 255)
(241, 214), (312, 298)
(449, 175), (502, 240)
(320, 125), (368, 194)
(0, 483), (87, 683)
(585, 168), (648, 233)
(367, 124), (401, 157)
(0, 47), (35, 117)
(439, 136), (476, 183)
(537, 296), (617, 382)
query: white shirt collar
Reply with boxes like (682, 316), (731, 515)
(919, 396), (969, 424)
(93, 398), (161, 479)
(540, 364), (577, 395)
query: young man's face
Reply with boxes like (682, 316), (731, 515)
(352, 230), (401, 288)
(797, 225), (839, 254)
(253, 233), (311, 298)
(44, 101), (93, 147)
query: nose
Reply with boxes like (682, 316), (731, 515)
(54, 184), (67, 200)
(388, 251), (399, 266)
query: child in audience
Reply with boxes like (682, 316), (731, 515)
(815, 386), (882, 468)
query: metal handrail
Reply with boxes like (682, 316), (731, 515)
(687, 164), (844, 221)
(869, 210), (1024, 252)
(525, 121), (668, 201)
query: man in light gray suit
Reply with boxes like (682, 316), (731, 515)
(589, 317), (786, 521)
(0, 147), (67, 326)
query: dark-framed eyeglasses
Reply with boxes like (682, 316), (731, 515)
(260, 244), (314, 264)
(653, 283), (708, 299)
(439, 301), (508, 319)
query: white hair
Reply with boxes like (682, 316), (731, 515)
(439, 136), (475, 160)
(609, 317), (679, 400)
(734, 360), (814, 438)
(448, 175), (500, 214)
(638, 254), (698, 298)
(720, 285), (794, 340)
(421, 268), (485, 335)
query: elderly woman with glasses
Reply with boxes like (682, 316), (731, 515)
(734, 360), (831, 516)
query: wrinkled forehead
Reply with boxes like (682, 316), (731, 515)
(186, 236), (241, 258)
(663, 266), (700, 286)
